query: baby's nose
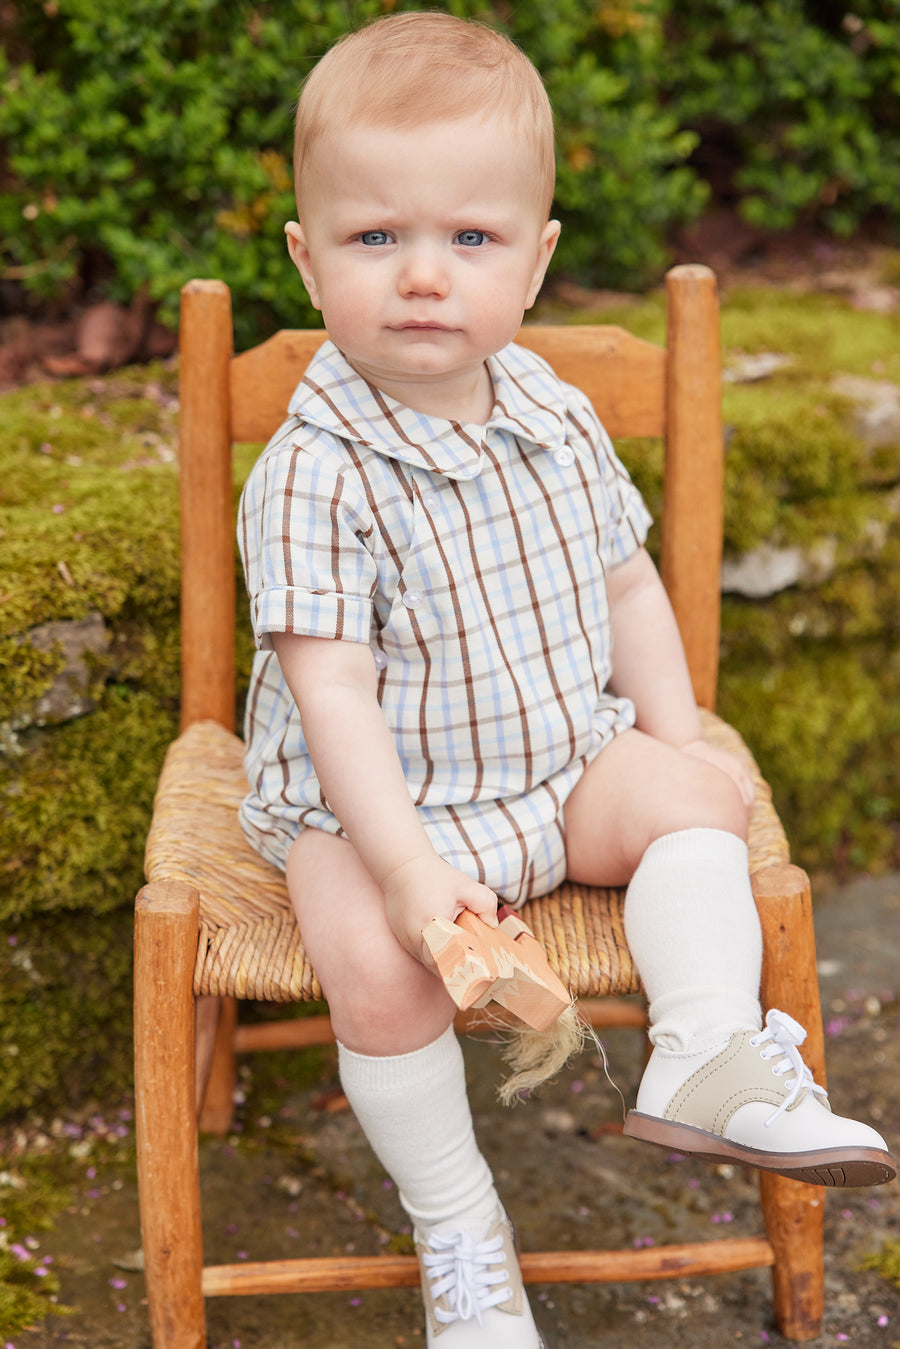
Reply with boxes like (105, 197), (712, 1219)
(398, 247), (450, 298)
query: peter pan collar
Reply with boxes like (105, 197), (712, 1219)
(288, 340), (568, 481)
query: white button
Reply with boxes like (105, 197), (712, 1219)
(373, 649), (388, 670)
(553, 446), (576, 467)
(402, 589), (424, 610)
(423, 491), (440, 511)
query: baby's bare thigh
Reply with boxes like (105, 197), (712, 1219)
(564, 729), (747, 888)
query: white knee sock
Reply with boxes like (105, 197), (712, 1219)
(337, 1025), (499, 1231)
(624, 827), (763, 1053)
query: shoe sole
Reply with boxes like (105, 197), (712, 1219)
(624, 1111), (897, 1187)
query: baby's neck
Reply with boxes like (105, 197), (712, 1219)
(348, 355), (495, 427)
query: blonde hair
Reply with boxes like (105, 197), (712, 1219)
(294, 11), (555, 220)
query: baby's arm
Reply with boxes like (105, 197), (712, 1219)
(606, 548), (754, 808)
(270, 632), (499, 962)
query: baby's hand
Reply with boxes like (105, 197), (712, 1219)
(680, 738), (756, 812)
(380, 852), (499, 971)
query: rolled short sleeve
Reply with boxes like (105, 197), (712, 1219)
(238, 425), (377, 650)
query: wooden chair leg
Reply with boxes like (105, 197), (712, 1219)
(135, 881), (207, 1349)
(754, 863), (825, 1342)
(197, 995), (238, 1133)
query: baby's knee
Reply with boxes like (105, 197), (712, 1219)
(319, 932), (452, 1051)
(682, 763), (750, 842)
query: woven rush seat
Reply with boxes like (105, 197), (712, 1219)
(145, 711), (789, 1010)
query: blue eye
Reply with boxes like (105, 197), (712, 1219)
(455, 230), (487, 247)
(359, 230), (391, 246)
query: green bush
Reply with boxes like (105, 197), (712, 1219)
(4, 2), (899, 344)
(0, 0), (704, 346)
(659, 0), (900, 235)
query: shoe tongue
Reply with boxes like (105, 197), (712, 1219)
(766, 1008), (807, 1048)
(420, 1210), (499, 1248)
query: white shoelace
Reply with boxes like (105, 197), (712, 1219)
(749, 1008), (829, 1127)
(422, 1226), (513, 1327)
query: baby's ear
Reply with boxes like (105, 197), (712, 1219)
(285, 221), (321, 310)
(526, 219), (561, 310)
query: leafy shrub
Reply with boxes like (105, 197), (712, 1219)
(659, 0), (900, 235)
(3, 2), (900, 346)
(0, 0), (705, 346)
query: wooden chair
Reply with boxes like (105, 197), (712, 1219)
(134, 265), (826, 1347)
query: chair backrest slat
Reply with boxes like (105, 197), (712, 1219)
(514, 326), (666, 439)
(230, 331), (328, 444)
(229, 325), (666, 445)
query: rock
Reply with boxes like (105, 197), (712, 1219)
(831, 374), (900, 448)
(24, 612), (111, 726)
(721, 539), (837, 598)
(724, 352), (794, 383)
(850, 285), (900, 314)
(76, 301), (145, 371)
(0, 316), (78, 389)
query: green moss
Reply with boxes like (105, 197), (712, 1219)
(616, 436), (664, 540)
(0, 635), (64, 728)
(0, 392), (264, 1118)
(0, 688), (177, 923)
(0, 1248), (66, 1337)
(721, 553), (900, 665)
(719, 647), (900, 872)
(722, 391), (870, 554)
(862, 1238), (900, 1290)
(0, 366), (181, 641)
(0, 909), (138, 1117)
(720, 288), (900, 384)
(0, 1143), (77, 1334)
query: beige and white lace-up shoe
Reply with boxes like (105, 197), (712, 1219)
(624, 1008), (897, 1187)
(415, 1207), (546, 1346)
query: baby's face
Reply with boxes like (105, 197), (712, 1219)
(286, 115), (559, 424)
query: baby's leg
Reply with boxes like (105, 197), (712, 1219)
(564, 731), (895, 1187)
(564, 726), (749, 888)
(565, 728), (759, 1051)
(286, 826), (455, 1055)
(287, 830), (543, 1342)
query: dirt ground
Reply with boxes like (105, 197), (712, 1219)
(14, 870), (899, 1349)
